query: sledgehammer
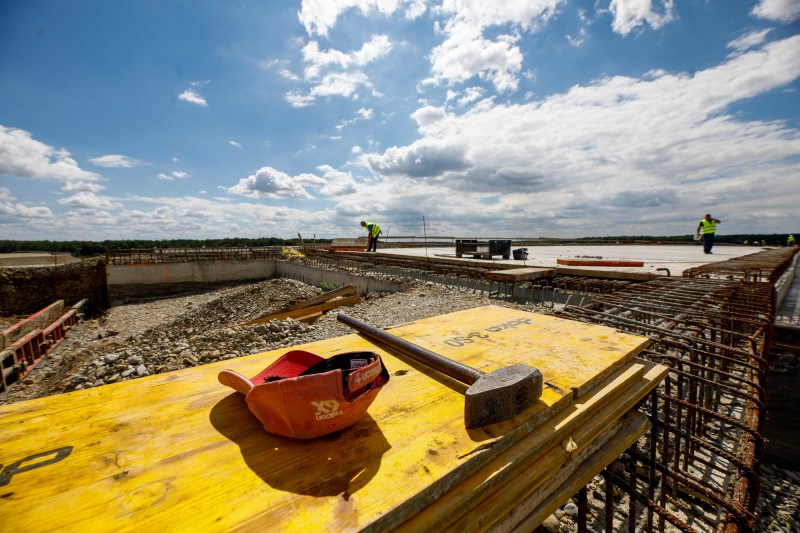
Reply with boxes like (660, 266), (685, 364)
(337, 313), (543, 428)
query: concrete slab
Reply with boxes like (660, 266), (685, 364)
(776, 256), (800, 329)
(376, 244), (766, 277)
(485, 267), (556, 282)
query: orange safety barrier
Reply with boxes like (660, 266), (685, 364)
(1, 301), (86, 394)
(1, 301), (63, 350)
(42, 309), (78, 355)
(9, 329), (45, 380)
(557, 258), (644, 267)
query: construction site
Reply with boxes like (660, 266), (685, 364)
(1, 239), (799, 532)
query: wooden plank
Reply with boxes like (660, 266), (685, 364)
(0, 305), (651, 532)
(484, 267), (556, 282)
(285, 284), (357, 311)
(397, 361), (666, 531)
(504, 411), (650, 532)
(295, 311), (323, 325)
(240, 295), (361, 325)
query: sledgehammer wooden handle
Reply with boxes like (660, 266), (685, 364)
(337, 313), (543, 428)
(337, 313), (482, 385)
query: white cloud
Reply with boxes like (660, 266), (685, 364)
(285, 91), (316, 108)
(314, 165), (358, 195)
(0, 187), (12, 201)
(89, 154), (142, 168)
(156, 171), (189, 181)
(310, 71), (371, 98)
(426, 0), (563, 92)
(290, 35), (391, 103)
(0, 201), (53, 220)
(302, 35), (391, 78)
(298, 0), (425, 37)
(227, 166), (315, 199)
(336, 107), (374, 130)
(359, 35), (800, 234)
(57, 192), (123, 210)
(751, 0), (800, 22)
(728, 29), (773, 53)
(178, 81), (209, 107)
(0, 125), (102, 182)
(62, 181), (106, 193)
(609, 0), (675, 36)
(447, 87), (486, 107)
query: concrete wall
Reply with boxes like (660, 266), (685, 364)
(0, 259), (108, 316)
(105, 260), (406, 302)
(276, 261), (407, 294)
(106, 260), (277, 304)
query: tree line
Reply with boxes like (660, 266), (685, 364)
(0, 237), (332, 257)
(0, 233), (795, 257)
(575, 234), (796, 245)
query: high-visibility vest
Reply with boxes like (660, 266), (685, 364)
(365, 222), (381, 237)
(699, 219), (716, 235)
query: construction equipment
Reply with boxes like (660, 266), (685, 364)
(337, 313), (543, 428)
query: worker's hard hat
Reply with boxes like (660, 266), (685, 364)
(218, 350), (389, 439)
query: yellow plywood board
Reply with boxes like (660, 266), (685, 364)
(0, 305), (650, 532)
(399, 361), (666, 531)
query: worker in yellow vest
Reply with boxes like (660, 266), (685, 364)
(360, 220), (382, 252)
(788, 235), (796, 247)
(696, 214), (721, 254)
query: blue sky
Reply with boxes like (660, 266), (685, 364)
(1, 0), (799, 241)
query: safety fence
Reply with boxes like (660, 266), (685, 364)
(556, 277), (773, 531)
(683, 247), (797, 283)
(0, 300), (88, 394)
(105, 247), (284, 265)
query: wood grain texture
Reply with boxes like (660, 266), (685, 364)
(0, 305), (652, 532)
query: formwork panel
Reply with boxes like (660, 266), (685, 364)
(0, 306), (652, 532)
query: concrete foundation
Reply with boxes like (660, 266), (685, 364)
(106, 259), (407, 304)
(275, 261), (407, 294)
(106, 260), (277, 304)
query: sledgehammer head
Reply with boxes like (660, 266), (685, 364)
(465, 364), (543, 428)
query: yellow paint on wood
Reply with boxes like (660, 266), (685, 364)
(241, 295), (361, 325)
(286, 284), (356, 311)
(397, 361), (666, 531)
(0, 305), (652, 532)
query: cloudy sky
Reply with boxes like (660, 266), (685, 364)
(1, 0), (799, 241)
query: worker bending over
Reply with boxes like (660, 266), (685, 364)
(361, 220), (381, 252)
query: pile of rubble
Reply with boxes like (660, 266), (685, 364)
(0, 277), (515, 405)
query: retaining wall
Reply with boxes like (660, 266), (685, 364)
(276, 261), (407, 294)
(0, 259), (107, 316)
(107, 260), (277, 304)
(105, 260), (406, 304)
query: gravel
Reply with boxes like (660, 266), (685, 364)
(1, 276), (797, 532)
(0, 278), (531, 404)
